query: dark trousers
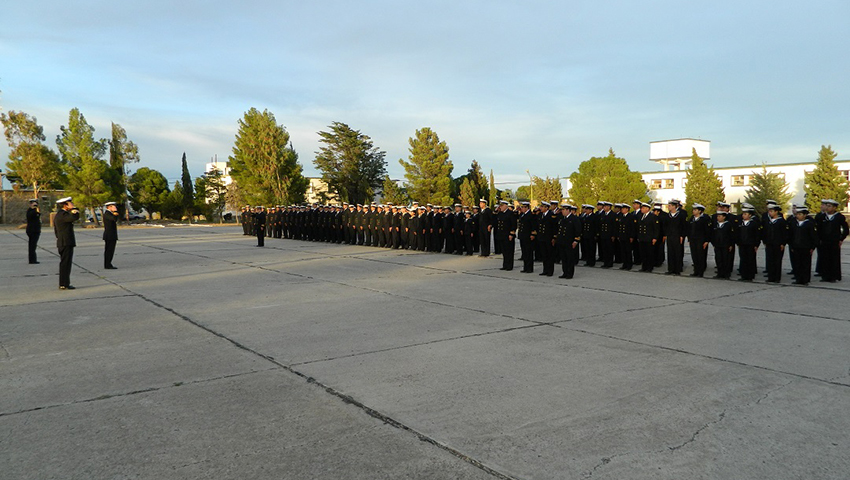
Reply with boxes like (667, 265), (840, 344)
(738, 244), (757, 280)
(494, 232), (502, 254)
(632, 240), (641, 265)
(690, 242), (708, 276)
(819, 242), (842, 282)
(28, 232), (39, 263)
(765, 244), (784, 282)
(792, 248), (812, 284)
(465, 234), (474, 255)
(58, 246), (74, 287)
(558, 243), (577, 278)
(600, 236), (614, 267)
(540, 238), (555, 275)
(257, 231), (265, 247)
(104, 240), (117, 268)
(619, 238), (633, 269)
(654, 238), (665, 266)
(714, 245), (732, 278)
(479, 230), (491, 256)
(666, 237), (684, 273)
(455, 233), (465, 254)
(500, 237), (515, 270)
(581, 238), (596, 266)
(639, 241), (654, 271)
(520, 238), (534, 272)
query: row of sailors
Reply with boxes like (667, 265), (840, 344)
(241, 197), (847, 285)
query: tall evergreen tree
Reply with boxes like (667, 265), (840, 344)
(314, 122), (387, 205)
(451, 160), (489, 203)
(127, 167), (170, 218)
(532, 176), (563, 202)
(459, 177), (477, 207)
(488, 169), (496, 207)
(744, 164), (793, 215)
(568, 148), (648, 206)
(804, 145), (849, 212)
(379, 175), (408, 205)
(684, 148), (725, 215)
(398, 127), (453, 205)
(180, 152), (194, 218)
(1, 110), (64, 197)
(56, 108), (110, 225)
(229, 108), (308, 206)
(108, 123), (140, 218)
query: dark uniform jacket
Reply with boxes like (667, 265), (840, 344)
(103, 210), (119, 242)
(495, 210), (517, 239)
(816, 212), (849, 243)
(662, 210), (686, 240)
(789, 218), (818, 250)
(536, 211), (556, 241)
(54, 208), (81, 248)
(581, 212), (598, 239)
(637, 212), (660, 242)
(555, 213), (582, 245)
(686, 214), (711, 244)
(736, 218), (761, 246)
(26, 208), (41, 234)
(517, 210), (538, 240)
(479, 208), (493, 233)
(710, 221), (735, 248)
(762, 217), (787, 246)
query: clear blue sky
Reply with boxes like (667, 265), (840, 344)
(1, 0), (848, 189)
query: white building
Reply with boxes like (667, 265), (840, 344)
(640, 139), (849, 211)
(204, 156), (233, 186)
(305, 177), (340, 204)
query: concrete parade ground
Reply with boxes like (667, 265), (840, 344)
(1, 225), (849, 480)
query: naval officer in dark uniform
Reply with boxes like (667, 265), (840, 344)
(26, 199), (41, 264)
(102, 201), (120, 269)
(54, 197), (80, 290)
(254, 206), (266, 247)
(495, 200), (517, 271)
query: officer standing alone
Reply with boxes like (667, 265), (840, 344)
(54, 197), (80, 290)
(102, 201), (120, 269)
(26, 199), (41, 264)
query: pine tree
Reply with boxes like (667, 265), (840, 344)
(398, 127), (453, 205)
(568, 148), (648, 207)
(56, 108), (110, 225)
(180, 153), (194, 219)
(229, 108), (308, 206)
(459, 177), (477, 207)
(684, 148), (725, 215)
(804, 145), (849, 212)
(380, 175), (408, 204)
(314, 122), (387, 205)
(488, 170), (496, 207)
(127, 167), (170, 217)
(532, 176), (563, 203)
(743, 164), (793, 215)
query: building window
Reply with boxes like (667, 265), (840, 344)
(650, 179), (662, 190)
(664, 179), (675, 189)
(841, 170), (849, 181)
(731, 175), (750, 187)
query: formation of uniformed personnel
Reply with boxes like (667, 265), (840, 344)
(26, 199), (41, 264)
(54, 197), (80, 290)
(252, 196), (845, 286)
(102, 201), (120, 269)
(240, 206), (252, 235)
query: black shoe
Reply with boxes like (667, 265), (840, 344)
(558, 275), (572, 279)
(105, 266), (117, 269)
(30, 261), (40, 264)
(664, 271), (675, 275)
(539, 272), (548, 276)
(504, 268), (513, 271)
(59, 285), (76, 290)
(499, 267), (507, 270)
(792, 281), (808, 285)
(738, 278), (752, 282)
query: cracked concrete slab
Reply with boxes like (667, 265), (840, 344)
(0, 369), (496, 480)
(565, 302), (850, 383)
(0, 294), (267, 414)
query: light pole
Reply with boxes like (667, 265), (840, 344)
(526, 169), (533, 205)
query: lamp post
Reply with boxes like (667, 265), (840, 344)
(526, 169), (533, 205)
